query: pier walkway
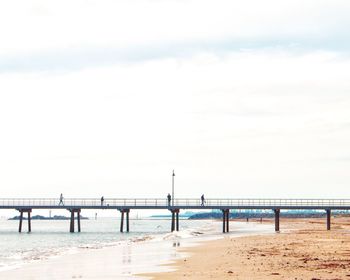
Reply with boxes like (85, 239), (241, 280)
(1, 198), (349, 233)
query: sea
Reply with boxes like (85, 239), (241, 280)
(0, 216), (274, 277)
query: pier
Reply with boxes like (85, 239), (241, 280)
(1, 198), (349, 233)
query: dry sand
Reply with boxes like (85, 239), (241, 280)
(144, 217), (350, 280)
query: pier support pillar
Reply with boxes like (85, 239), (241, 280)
(119, 209), (130, 233)
(176, 210), (179, 231)
(126, 210), (130, 232)
(19, 211), (23, 233)
(77, 211), (81, 232)
(274, 209), (280, 232)
(17, 209), (32, 233)
(171, 210), (175, 232)
(70, 210), (74, 232)
(326, 209), (331, 231)
(68, 209), (81, 233)
(120, 211), (124, 232)
(170, 209), (180, 232)
(222, 209), (230, 233)
(28, 211), (31, 232)
(226, 209), (229, 232)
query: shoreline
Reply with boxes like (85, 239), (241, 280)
(2, 218), (348, 279)
(0, 233), (190, 279)
(144, 217), (350, 279)
(0, 220), (272, 279)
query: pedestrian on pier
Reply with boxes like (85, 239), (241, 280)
(167, 193), (171, 207)
(201, 194), (205, 206)
(101, 196), (104, 206)
(59, 193), (64, 206)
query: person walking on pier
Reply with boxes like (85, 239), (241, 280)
(59, 193), (64, 206)
(201, 194), (205, 206)
(101, 196), (104, 206)
(167, 193), (171, 207)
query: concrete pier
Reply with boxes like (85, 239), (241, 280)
(3, 198), (350, 234)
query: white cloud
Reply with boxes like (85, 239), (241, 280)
(1, 0), (350, 200)
(1, 0), (350, 57)
(1, 49), (350, 198)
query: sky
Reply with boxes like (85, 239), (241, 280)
(1, 0), (350, 202)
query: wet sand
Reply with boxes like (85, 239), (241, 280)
(0, 238), (183, 280)
(145, 217), (350, 280)
(0, 221), (272, 279)
(2, 218), (349, 279)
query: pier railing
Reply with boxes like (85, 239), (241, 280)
(1, 198), (350, 208)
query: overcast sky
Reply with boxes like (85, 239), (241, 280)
(1, 0), (350, 200)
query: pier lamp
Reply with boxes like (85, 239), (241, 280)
(172, 170), (175, 206)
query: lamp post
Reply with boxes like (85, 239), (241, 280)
(172, 170), (175, 206)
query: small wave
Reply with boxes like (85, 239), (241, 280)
(191, 231), (204, 235)
(161, 229), (202, 240)
(0, 219), (221, 273)
(130, 235), (154, 243)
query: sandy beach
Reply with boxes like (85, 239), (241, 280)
(145, 217), (350, 280)
(0, 237), (184, 280)
(0, 220), (271, 279)
(1, 218), (350, 279)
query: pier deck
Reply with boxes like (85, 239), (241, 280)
(2, 198), (350, 209)
(1, 198), (349, 233)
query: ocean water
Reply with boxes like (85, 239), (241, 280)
(0, 217), (222, 272)
(0, 217), (274, 277)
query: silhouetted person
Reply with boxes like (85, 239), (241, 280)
(201, 194), (205, 206)
(59, 193), (64, 206)
(167, 193), (171, 206)
(101, 196), (104, 206)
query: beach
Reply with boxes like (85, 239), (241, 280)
(1, 217), (350, 279)
(0, 219), (272, 279)
(0, 237), (181, 280)
(145, 217), (350, 279)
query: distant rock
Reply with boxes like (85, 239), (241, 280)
(188, 211), (347, 219)
(8, 215), (89, 220)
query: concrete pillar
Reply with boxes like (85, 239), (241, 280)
(274, 209), (280, 232)
(120, 211), (125, 232)
(19, 211), (23, 233)
(176, 209), (180, 231)
(68, 209), (81, 233)
(28, 211), (31, 233)
(119, 209), (130, 233)
(171, 211), (175, 232)
(222, 210), (226, 233)
(326, 209), (331, 231)
(18, 209), (32, 233)
(70, 210), (75, 233)
(222, 209), (229, 233)
(126, 210), (130, 232)
(77, 210), (81, 233)
(170, 210), (180, 232)
(226, 210), (229, 233)
(176, 210), (179, 231)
